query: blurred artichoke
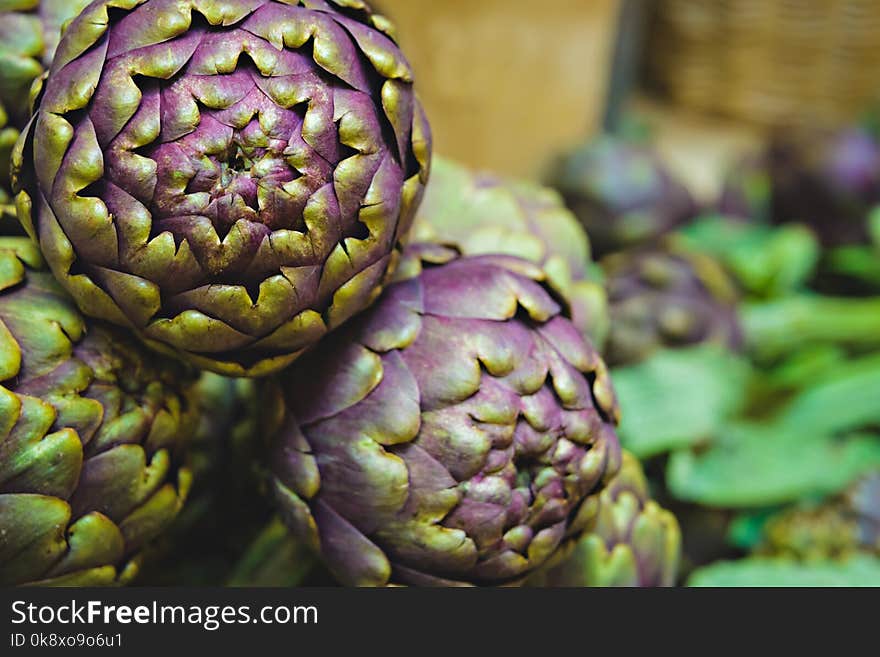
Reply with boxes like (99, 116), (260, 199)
(0, 0), (91, 199)
(13, 0), (431, 377)
(0, 236), (198, 586)
(226, 516), (319, 587)
(721, 127), (880, 247)
(0, 0), (90, 126)
(759, 471), (880, 560)
(413, 157), (608, 346)
(550, 136), (696, 257)
(527, 451), (680, 587)
(268, 246), (622, 586)
(1, 106), (18, 209)
(136, 372), (271, 585)
(602, 244), (742, 366)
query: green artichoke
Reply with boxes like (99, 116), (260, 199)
(13, 0), (431, 377)
(550, 136), (696, 257)
(135, 372), (271, 585)
(759, 472), (880, 560)
(0, 0), (91, 200)
(0, 236), (197, 586)
(0, 0), (91, 127)
(268, 246), (622, 586)
(226, 517), (319, 587)
(528, 451), (681, 587)
(602, 244), (742, 367)
(413, 157), (609, 346)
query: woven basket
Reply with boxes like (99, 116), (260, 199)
(646, 0), (880, 127)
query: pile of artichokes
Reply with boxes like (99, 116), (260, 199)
(3, 0), (876, 588)
(0, 0), (676, 589)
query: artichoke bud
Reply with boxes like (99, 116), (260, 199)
(549, 136), (696, 257)
(526, 451), (681, 587)
(267, 249), (623, 586)
(0, 237), (198, 586)
(13, 0), (432, 377)
(412, 157), (609, 348)
(602, 242), (742, 367)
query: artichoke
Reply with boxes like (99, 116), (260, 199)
(0, 0), (91, 127)
(528, 451), (681, 587)
(13, 0), (431, 377)
(602, 244), (742, 367)
(550, 136), (696, 257)
(135, 373), (271, 585)
(0, 236), (197, 586)
(412, 157), (609, 347)
(721, 127), (880, 247)
(267, 246), (622, 586)
(759, 472), (880, 560)
(0, 0), (91, 199)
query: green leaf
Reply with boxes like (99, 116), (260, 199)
(727, 510), (776, 551)
(823, 245), (880, 289)
(667, 423), (880, 507)
(777, 353), (880, 436)
(676, 217), (819, 298)
(688, 555), (880, 586)
(755, 345), (847, 393)
(742, 295), (880, 361)
(612, 345), (750, 459)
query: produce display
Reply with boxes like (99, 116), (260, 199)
(0, 0), (877, 589)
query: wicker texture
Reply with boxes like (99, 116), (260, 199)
(647, 0), (880, 127)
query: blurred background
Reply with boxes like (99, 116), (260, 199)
(371, 0), (880, 586)
(382, 0), (880, 196)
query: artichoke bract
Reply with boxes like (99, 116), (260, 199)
(528, 451), (681, 587)
(550, 136), (696, 257)
(602, 245), (742, 367)
(413, 156), (609, 347)
(0, 236), (197, 586)
(268, 246), (622, 586)
(13, 0), (432, 377)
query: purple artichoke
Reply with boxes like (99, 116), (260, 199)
(0, 236), (198, 586)
(602, 244), (742, 367)
(413, 156), (609, 347)
(550, 136), (697, 257)
(12, 0), (431, 377)
(267, 246), (622, 586)
(527, 451), (681, 587)
(721, 127), (880, 247)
